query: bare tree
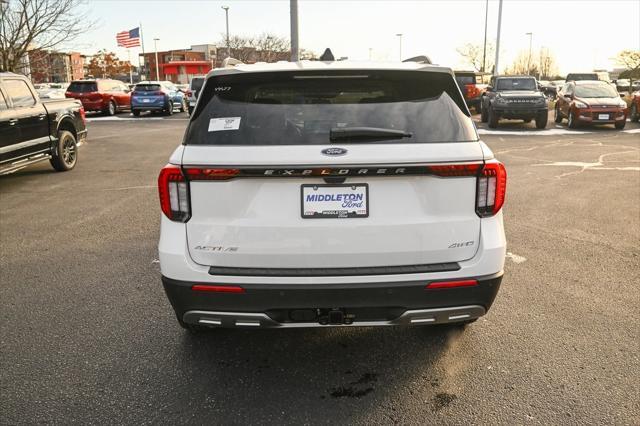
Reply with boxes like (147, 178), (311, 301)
(0, 0), (92, 73)
(505, 50), (539, 77)
(219, 32), (315, 64)
(456, 42), (494, 72)
(538, 48), (558, 79)
(615, 49), (640, 90)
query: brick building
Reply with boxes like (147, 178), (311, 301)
(27, 50), (85, 83)
(139, 49), (212, 84)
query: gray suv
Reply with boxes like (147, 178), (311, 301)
(480, 76), (548, 129)
(186, 76), (205, 115)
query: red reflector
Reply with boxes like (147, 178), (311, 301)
(426, 280), (478, 289)
(191, 285), (245, 293)
(184, 168), (240, 180)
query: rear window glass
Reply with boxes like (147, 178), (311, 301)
(566, 73), (598, 81)
(190, 78), (205, 92)
(134, 84), (161, 92)
(68, 82), (97, 93)
(496, 78), (536, 90)
(455, 75), (476, 86)
(186, 70), (476, 145)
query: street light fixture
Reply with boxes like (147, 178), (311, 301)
(525, 32), (533, 75)
(153, 38), (160, 81)
(221, 6), (230, 59)
(396, 33), (403, 61)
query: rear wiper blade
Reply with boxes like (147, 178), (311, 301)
(330, 127), (412, 142)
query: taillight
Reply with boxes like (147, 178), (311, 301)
(79, 106), (86, 125)
(158, 166), (240, 222)
(465, 84), (479, 98)
(158, 164), (190, 222)
(476, 161), (507, 217)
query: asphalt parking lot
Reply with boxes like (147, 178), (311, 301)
(1, 111), (639, 424)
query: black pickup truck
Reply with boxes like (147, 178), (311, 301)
(0, 72), (87, 175)
(480, 75), (548, 129)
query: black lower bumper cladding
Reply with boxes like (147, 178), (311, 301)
(162, 272), (503, 325)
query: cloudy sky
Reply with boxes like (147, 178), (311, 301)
(79, 0), (640, 74)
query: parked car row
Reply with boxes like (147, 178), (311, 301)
(63, 79), (187, 116)
(453, 70), (631, 131)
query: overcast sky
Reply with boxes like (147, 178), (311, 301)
(80, 0), (640, 75)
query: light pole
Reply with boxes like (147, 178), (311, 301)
(525, 32), (533, 75)
(153, 38), (160, 81)
(493, 0), (503, 75)
(221, 6), (230, 59)
(290, 0), (299, 61)
(482, 0), (489, 72)
(396, 33), (403, 61)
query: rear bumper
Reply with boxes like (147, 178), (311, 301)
(163, 272), (502, 328)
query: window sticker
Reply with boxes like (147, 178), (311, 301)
(208, 117), (241, 131)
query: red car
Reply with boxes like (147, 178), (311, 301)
(65, 79), (131, 116)
(630, 91), (640, 122)
(554, 80), (627, 129)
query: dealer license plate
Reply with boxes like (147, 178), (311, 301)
(598, 113), (609, 120)
(301, 184), (369, 219)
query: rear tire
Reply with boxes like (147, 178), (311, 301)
(132, 109), (140, 117)
(50, 130), (78, 172)
(535, 111), (548, 129)
(630, 104), (639, 122)
(615, 121), (626, 130)
(488, 107), (499, 129)
(104, 100), (116, 116)
(554, 105), (563, 123)
(480, 100), (488, 122)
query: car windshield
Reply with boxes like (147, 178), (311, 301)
(496, 78), (536, 91)
(186, 70), (477, 145)
(574, 84), (618, 98)
(67, 82), (97, 93)
(134, 84), (161, 92)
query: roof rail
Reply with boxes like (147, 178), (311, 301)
(221, 57), (244, 68)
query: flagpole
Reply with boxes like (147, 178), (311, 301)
(128, 49), (133, 84)
(139, 22), (146, 80)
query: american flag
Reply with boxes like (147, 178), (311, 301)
(116, 27), (141, 48)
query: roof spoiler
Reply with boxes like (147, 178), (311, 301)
(402, 55), (432, 65)
(221, 57), (244, 68)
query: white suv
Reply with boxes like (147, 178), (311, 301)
(158, 60), (507, 331)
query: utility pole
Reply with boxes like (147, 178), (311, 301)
(493, 0), (503, 76)
(290, 0), (299, 61)
(153, 38), (160, 80)
(526, 32), (533, 75)
(396, 33), (403, 61)
(222, 6), (230, 59)
(482, 0), (489, 72)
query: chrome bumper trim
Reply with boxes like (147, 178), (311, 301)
(183, 305), (486, 329)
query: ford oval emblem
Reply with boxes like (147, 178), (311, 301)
(321, 147), (348, 156)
